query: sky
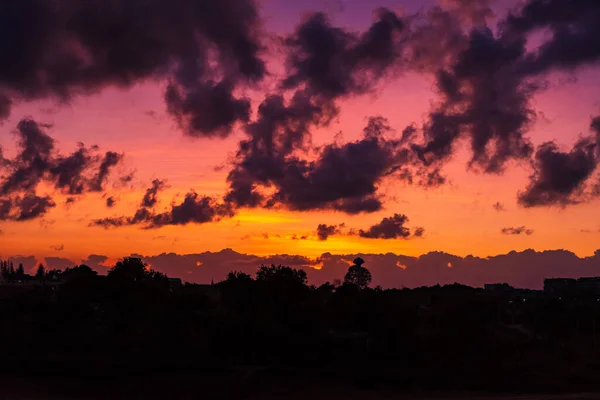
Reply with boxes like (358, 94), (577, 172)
(1, 0), (600, 284)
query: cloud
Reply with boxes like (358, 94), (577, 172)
(2, 0), (599, 220)
(50, 244), (64, 251)
(518, 118), (599, 207)
(106, 196), (116, 208)
(91, 180), (233, 229)
(224, 90), (340, 209)
(89, 152), (123, 192)
(44, 257), (76, 270)
(0, 119), (126, 221)
(141, 179), (167, 208)
(226, 116), (411, 213)
(507, 0), (600, 74)
(501, 226), (534, 235)
(222, 7), (415, 215)
(316, 224), (341, 241)
(413, 226), (426, 237)
(81, 254), (110, 271)
(1, 119), (55, 195)
(0, 0), (265, 137)
(49, 145), (92, 195)
(441, 0), (495, 27)
(61, 248), (600, 290)
(6, 255), (37, 271)
(282, 9), (406, 99)
(0, 194), (56, 221)
(412, 28), (536, 174)
(358, 213), (423, 239)
(492, 201), (505, 211)
(150, 192), (234, 227)
(165, 80), (251, 138)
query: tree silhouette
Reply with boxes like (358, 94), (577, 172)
(62, 264), (97, 281)
(108, 257), (147, 282)
(46, 269), (62, 281)
(36, 264), (45, 280)
(344, 257), (372, 289)
(225, 271), (253, 283)
(16, 263), (25, 278)
(0, 262), (8, 279)
(256, 264), (307, 286)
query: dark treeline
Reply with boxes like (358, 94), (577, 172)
(2, 256), (600, 396)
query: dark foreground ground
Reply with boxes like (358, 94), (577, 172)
(3, 263), (600, 399)
(1, 371), (599, 400)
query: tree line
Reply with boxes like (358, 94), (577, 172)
(0, 255), (599, 394)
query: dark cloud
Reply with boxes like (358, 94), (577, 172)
(165, 80), (251, 138)
(81, 254), (109, 271)
(441, 0), (495, 27)
(412, 28), (535, 173)
(283, 8), (405, 99)
(507, 0), (600, 74)
(50, 145), (93, 195)
(400, 0), (600, 187)
(141, 179), (167, 208)
(0, 119), (125, 220)
(401, 0), (600, 199)
(74, 248), (600, 290)
(417, 167), (447, 187)
(268, 122), (406, 213)
(0, 0), (265, 137)
(106, 196), (116, 208)
(1, 119), (55, 195)
(6, 256), (37, 272)
(501, 226), (534, 235)
(518, 137), (598, 207)
(50, 244), (64, 251)
(223, 8), (413, 215)
(91, 179), (233, 229)
(0, 198), (11, 220)
(227, 116), (410, 213)
(44, 257), (76, 270)
(0, 194), (56, 221)
(150, 191), (234, 227)
(89, 152), (123, 192)
(224, 90), (338, 208)
(16, 194), (56, 221)
(493, 201), (505, 211)
(119, 173), (135, 186)
(413, 226), (426, 237)
(291, 234), (308, 241)
(316, 224), (340, 241)
(358, 213), (422, 239)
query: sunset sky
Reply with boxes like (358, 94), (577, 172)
(0, 0), (599, 278)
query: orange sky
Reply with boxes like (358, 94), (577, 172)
(0, 0), (599, 265)
(1, 71), (599, 263)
